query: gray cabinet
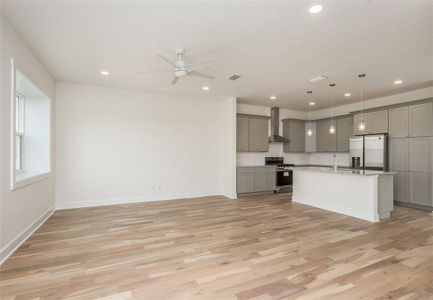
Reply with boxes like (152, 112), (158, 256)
(389, 107), (408, 138)
(389, 139), (408, 171)
(237, 168), (254, 194)
(283, 119), (305, 153)
(236, 116), (250, 152)
(353, 113), (370, 135)
(409, 172), (432, 207)
(254, 167), (276, 192)
(236, 115), (269, 152)
(394, 172), (409, 203)
(408, 138), (432, 173)
(249, 118), (269, 152)
(236, 166), (276, 194)
(408, 137), (433, 207)
(316, 119), (336, 152)
(409, 103), (433, 137)
(370, 110), (388, 134)
(353, 110), (388, 135)
(336, 116), (352, 152)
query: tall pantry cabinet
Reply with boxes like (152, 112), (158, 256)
(388, 101), (433, 208)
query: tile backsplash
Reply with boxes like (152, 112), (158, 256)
(236, 143), (349, 166)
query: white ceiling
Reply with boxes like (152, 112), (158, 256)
(1, 0), (432, 111)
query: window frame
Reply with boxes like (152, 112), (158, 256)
(15, 92), (25, 174)
(10, 59), (52, 190)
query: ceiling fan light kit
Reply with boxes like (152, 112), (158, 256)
(137, 48), (216, 85)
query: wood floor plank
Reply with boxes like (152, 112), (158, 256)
(0, 194), (432, 300)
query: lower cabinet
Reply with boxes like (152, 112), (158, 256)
(409, 172), (432, 207)
(393, 171), (409, 203)
(237, 167), (276, 194)
(237, 169), (255, 194)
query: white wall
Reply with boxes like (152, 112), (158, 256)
(0, 15), (56, 263)
(56, 82), (236, 208)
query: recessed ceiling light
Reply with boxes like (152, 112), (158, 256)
(202, 86), (210, 91)
(309, 102), (316, 106)
(309, 5), (323, 14)
(344, 93), (351, 97)
(100, 70), (110, 76)
(393, 80), (403, 85)
(270, 96), (276, 100)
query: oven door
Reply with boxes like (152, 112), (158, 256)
(276, 170), (292, 187)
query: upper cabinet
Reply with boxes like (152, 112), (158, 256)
(353, 110), (388, 135)
(370, 110), (388, 133)
(249, 117), (269, 152)
(236, 114), (269, 152)
(236, 115), (250, 152)
(409, 102), (433, 137)
(316, 119), (337, 152)
(336, 116), (353, 152)
(283, 119), (305, 153)
(389, 106), (409, 138)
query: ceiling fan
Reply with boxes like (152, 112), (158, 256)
(137, 48), (216, 85)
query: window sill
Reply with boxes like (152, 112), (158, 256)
(11, 172), (51, 190)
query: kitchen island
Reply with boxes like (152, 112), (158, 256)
(291, 166), (395, 222)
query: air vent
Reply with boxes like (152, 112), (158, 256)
(309, 75), (328, 83)
(228, 74), (241, 80)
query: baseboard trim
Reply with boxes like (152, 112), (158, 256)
(56, 191), (223, 210)
(0, 205), (55, 265)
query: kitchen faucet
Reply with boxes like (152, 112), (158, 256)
(333, 154), (338, 171)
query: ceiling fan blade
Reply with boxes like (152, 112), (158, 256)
(188, 71), (215, 80)
(171, 76), (179, 85)
(157, 54), (176, 67)
(136, 70), (172, 74)
(187, 59), (217, 70)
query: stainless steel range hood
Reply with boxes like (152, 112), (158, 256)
(268, 107), (289, 143)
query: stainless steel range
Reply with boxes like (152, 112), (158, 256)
(265, 157), (295, 193)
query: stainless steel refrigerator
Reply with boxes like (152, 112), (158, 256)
(349, 134), (388, 171)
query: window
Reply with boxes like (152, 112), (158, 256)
(11, 65), (51, 190)
(15, 93), (24, 172)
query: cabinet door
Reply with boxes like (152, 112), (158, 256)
(336, 116), (352, 152)
(254, 171), (275, 192)
(283, 120), (298, 152)
(249, 118), (269, 152)
(370, 110), (388, 134)
(389, 106), (408, 138)
(237, 116), (250, 152)
(297, 121), (305, 152)
(408, 137), (432, 173)
(409, 103), (433, 137)
(394, 172), (409, 203)
(389, 139), (408, 171)
(353, 113), (370, 135)
(317, 119), (336, 152)
(409, 172), (432, 207)
(237, 170), (254, 194)
(283, 120), (305, 152)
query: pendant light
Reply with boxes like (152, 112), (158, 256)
(329, 83), (336, 134)
(307, 91), (313, 136)
(358, 74), (366, 131)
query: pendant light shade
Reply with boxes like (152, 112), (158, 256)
(307, 91), (313, 136)
(358, 74), (366, 131)
(329, 83), (336, 134)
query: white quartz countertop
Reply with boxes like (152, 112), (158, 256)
(290, 166), (395, 176)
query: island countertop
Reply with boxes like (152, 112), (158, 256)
(290, 166), (395, 176)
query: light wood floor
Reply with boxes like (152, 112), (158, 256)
(1, 194), (432, 300)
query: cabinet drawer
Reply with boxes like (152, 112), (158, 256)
(237, 167), (255, 173)
(254, 166), (276, 172)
